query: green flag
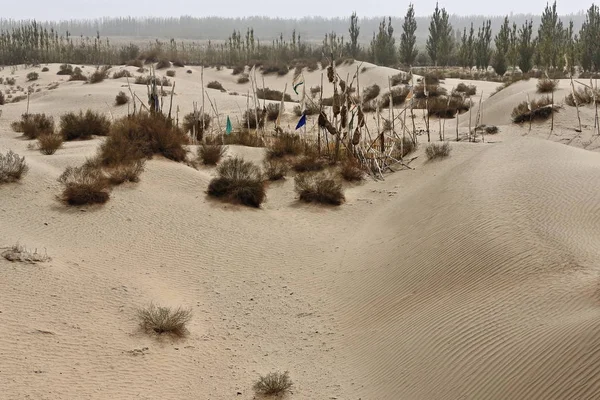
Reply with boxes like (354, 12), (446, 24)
(225, 116), (232, 135)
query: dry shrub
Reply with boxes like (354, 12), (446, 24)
(58, 165), (110, 205)
(198, 144), (227, 165)
(135, 75), (172, 86)
(115, 91), (129, 105)
(426, 96), (470, 118)
(293, 102), (320, 117)
(207, 157), (266, 207)
(363, 84), (381, 103)
(166, 70), (176, 77)
(512, 96), (557, 123)
(38, 133), (64, 155)
(126, 59), (143, 68)
(414, 84), (447, 99)
(187, 69), (193, 74)
(5, 77), (15, 85)
(2, 243), (49, 263)
(537, 78), (558, 93)
(99, 112), (188, 165)
(172, 60), (185, 68)
(267, 134), (304, 159)
(362, 100), (377, 113)
(89, 66), (109, 83)
(379, 86), (410, 108)
(60, 110), (111, 140)
(207, 81), (225, 91)
(293, 155), (326, 173)
(217, 129), (263, 147)
(253, 371), (293, 396)
(565, 87), (600, 106)
(156, 59), (171, 69)
(397, 136), (416, 157)
(310, 85), (321, 97)
(261, 64), (289, 76)
(68, 67), (87, 82)
(0, 91), (4, 105)
(295, 172), (345, 205)
(0, 150), (28, 183)
(424, 71), (444, 85)
(112, 69), (132, 79)
(485, 125), (499, 134)
(257, 87), (292, 102)
(182, 112), (211, 139)
(455, 82), (477, 96)
(339, 158), (365, 181)
(18, 113), (55, 139)
(266, 103), (280, 121)
(237, 74), (250, 84)
(26, 72), (39, 81)
(57, 64), (73, 75)
(425, 142), (451, 160)
(137, 303), (192, 337)
(41, 67), (49, 72)
(391, 72), (411, 86)
(263, 158), (289, 180)
(242, 108), (266, 129)
(231, 65), (245, 75)
(106, 160), (145, 184)
(11, 95), (27, 103)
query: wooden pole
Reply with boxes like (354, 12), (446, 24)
(570, 73), (582, 132)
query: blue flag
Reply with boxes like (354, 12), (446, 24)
(295, 113), (306, 130)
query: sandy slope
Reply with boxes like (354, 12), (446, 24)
(1, 63), (600, 399)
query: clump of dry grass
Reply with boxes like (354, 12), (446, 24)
(242, 109), (266, 129)
(379, 86), (410, 108)
(339, 158), (365, 181)
(207, 81), (225, 91)
(99, 112), (188, 165)
(207, 157), (265, 207)
(166, 70), (176, 77)
(261, 64), (289, 76)
(58, 165), (110, 205)
(263, 158), (289, 180)
(60, 110), (111, 140)
(89, 66), (110, 84)
(41, 67), (49, 72)
(425, 142), (451, 160)
(511, 96), (558, 123)
(425, 96), (470, 118)
(115, 91), (129, 105)
(293, 102), (320, 117)
(16, 113), (55, 139)
(26, 72), (39, 81)
(391, 72), (411, 86)
(362, 84), (381, 103)
(0, 150), (28, 183)
(485, 125), (499, 134)
(565, 87), (600, 106)
(113, 69), (132, 79)
(537, 78), (558, 93)
(256, 88), (292, 102)
(68, 67), (87, 82)
(37, 133), (64, 155)
(265, 103), (280, 121)
(2, 243), (49, 263)
(293, 155), (326, 173)
(455, 82), (477, 96)
(56, 64), (73, 75)
(253, 371), (293, 396)
(106, 160), (145, 185)
(137, 303), (192, 337)
(126, 59), (143, 68)
(156, 59), (171, 69)
(397, 136), (416, 158)
(172, 60), (185, 68)
(237, 74), (250, 84)
(198, 144), (227, 165)
(231, 65), (245, 75)
(206, 129), (263, 147)
(267, 134), (305, 159)
(414, 84), (448, 99)
(295, 172), (345, 205)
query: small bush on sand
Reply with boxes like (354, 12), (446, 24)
(68, 67), (87, 82)
(60, 110), (111, 140)
(115, 91), (129, 105)
(261, 64), (289, 76)
(293, 102), (320, 117)
(397, 136), (416, 157)
(26, 72), (39, 81)
(267, 134), (304, 159)
(207, 81), (225, 91)
(237, 74), (250, 84)
(41, 67), (49, 72)
(106, 160), (145, 185)
(134, 75), (172, 87)
(58, 165), (110, 205)
(363, 84), (380, 103)
(166, 70), (176, 77)
(187, 69), (193, 74)
(89, 66), (109, 83)
(511, 96), (557, 123)
(256, 87), (292, 102)
(57, 64), (73, 75)
(232, 65), (245, 75)
(253, 371), (293, 396)
(126, 59), (144, 68)
(0, 150), (28, 183)
(137, 303), (192, 337)
(414, 84), (447, 99)
(265, 103), (280, 121)
(18, 113), (55, 139)
(455, 82), (477, 96)
(295, 172), (345, 205)
(263, 158), (289, 180)
(100, 112), (188, 165)
(112, 69), (132, 79)
(339, 158), (365, 181)
(172, 60), (185, 68)
(485, 125), (499, 134)
(198, 144), (227, 165)
(156, 59), (171, 69)
(565, 87), (600, 106)
(537, 78), (558, 93)
(379, 86), (410, 108)
(5, 77), (15, 85)
(206, 129), (263, 147)
(0, 91), (4, 105)
(182, 112), (211, 139)
(391, 72), (411, 86)
(425, 142), (451, 160)
(242, 108), (266, 129)
(207, 157), (265, 207)
(293, 153), (326, 172)
(38, 133), (64, 155)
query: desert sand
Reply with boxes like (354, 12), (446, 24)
(1, 62), (600, 399)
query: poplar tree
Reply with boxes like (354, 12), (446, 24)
(399, 4), (418, 66)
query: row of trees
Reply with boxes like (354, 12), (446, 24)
(2, 2), (600, 75)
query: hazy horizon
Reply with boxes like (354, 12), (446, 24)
(1, 0), (593, 21)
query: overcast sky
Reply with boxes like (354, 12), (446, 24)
(2, 0), (592, 20)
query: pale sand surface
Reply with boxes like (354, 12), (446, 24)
(1, 63), (600, 399)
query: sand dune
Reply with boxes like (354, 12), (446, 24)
(1, 63), (600, 399)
